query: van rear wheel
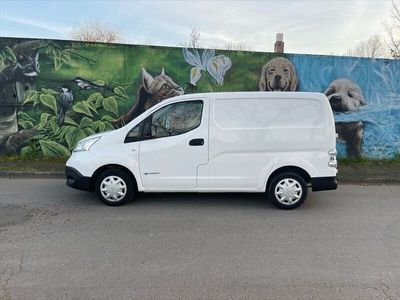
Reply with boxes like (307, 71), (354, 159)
(95, 169), (134, 206)
(268, 172), (308, 209)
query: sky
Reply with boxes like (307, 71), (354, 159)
(0, 0), (394, 55)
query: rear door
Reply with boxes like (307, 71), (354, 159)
(138, 99), (209, 190)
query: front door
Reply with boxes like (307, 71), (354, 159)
(139, 99), (208, 190)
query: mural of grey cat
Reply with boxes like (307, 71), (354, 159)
(116, 68), (184, 125)
(0, 52), (39, 88)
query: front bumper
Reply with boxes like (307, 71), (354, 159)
(65, 166), (92, 191)
(311, 176), (338, 192)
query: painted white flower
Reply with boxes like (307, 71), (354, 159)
(183, 48), (232, 86)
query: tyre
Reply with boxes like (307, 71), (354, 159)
(95, 169), (134, 206)
(268, 172), (308, 209)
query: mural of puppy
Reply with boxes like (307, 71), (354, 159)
(259, 57), (298, 91)
(324, 78), (366, 158)
(324, 78), (366, 112)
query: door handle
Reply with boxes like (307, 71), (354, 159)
(189, 138), (204, 146)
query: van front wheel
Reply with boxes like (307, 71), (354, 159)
(268, 172), (308, 209)
(95, 169), (134, 206)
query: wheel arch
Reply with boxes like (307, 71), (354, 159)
(90, 164), (138, 192)
(266, 166), (311, 192)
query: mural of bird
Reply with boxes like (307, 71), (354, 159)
(72, 77), (112, 92)
(73, 77), (98, 90)
(58, 85), (73, 125)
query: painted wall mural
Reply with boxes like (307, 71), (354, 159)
(0, 37), (399, 159)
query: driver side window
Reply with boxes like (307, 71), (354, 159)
(150, 101), (203, 138)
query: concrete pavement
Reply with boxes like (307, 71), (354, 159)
(0, 179), (400, 299)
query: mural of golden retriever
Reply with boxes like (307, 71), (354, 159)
(324, 78), (366, 158)
(259, 57), (298, 91)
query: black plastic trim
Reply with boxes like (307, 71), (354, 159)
(65, 166), (92, 191)
(189, 138), (204, 146)
(311, 176), (338, 192)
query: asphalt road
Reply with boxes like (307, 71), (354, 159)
(0, 179), (400, 300)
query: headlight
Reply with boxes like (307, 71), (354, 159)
(73, 137), (100, 152)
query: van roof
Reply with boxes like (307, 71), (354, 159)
(171, 91), (327, 101)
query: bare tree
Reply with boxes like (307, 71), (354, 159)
(344, 34), (389, 58)
(384, 0), (400, 58)
(69, 20), (121, 43)
(180, 25), (201, 48)
(222, 41), (254, 51)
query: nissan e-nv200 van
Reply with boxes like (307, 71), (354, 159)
(65, 92), (337, 209)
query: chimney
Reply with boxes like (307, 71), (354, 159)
(274, 33), (284, 53)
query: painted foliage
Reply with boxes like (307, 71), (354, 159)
(0, 37), (399, 159)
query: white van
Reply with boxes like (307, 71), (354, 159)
(66, 92), (337, 209)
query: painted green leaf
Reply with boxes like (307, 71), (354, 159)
(39, 140), (70, 158)
(37, 113), (51, 130)
(17, 111), (36, 122)
(39, 94), (58, 114)
(23, 90), (39, 104)
(33, 94), (40, 106)
(63, 116), (79, 126)
(33, 133), (46, 140)
(104, 122), (115, 131)
(83, 100), (97, 114)
(93, 80), (105, 86)
(101, 115), (115, 122)
(66, 127), (87, 150)
(51, 47), (62, 58)
(72, 102), (94, 117)
(61, 53), (72, 65)
(41, 88), (59, 95)
(80, 117), (93, 128)
(18, 120), (34, 129)
(99, 122), (106, 132)
(91, 121), (101, 131)
(20, 145), (35, 158)
(95, 96), (104, 108)
(54, 57), (62, 71)
(50, 116), (59, 133)
(113, 86), (128, 99)
(55, 126), (71, 141)
(83, 127), (95, 136)
(87, 92), (103, 104)
(4, 46), (17, 63)
(103, 96), (118, 116)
